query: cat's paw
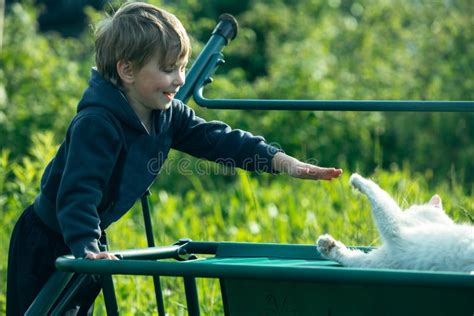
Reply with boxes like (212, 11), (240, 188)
(317, 234), (337, 257)
(349, 173), (365, 191)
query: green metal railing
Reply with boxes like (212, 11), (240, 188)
(27, 240), (474, 315)
(177, 14), (473, 112)
(53, 242), (473, 289)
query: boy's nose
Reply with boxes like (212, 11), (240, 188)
(173, 71), (185, 86)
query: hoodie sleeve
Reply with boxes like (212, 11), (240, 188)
(170, 101), (282, 173)
(56, 114), (121, 258)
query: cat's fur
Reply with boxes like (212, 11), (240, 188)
(317, 173), (474, 273)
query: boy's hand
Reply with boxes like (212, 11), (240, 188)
(85, 251), (119, 260)
(272, 152), (342, 181)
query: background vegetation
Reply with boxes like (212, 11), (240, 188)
(0, 0), (473, 314)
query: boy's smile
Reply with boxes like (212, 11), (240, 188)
(163, 91), (176, 101)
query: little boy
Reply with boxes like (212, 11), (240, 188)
(7, 2), (342, 315)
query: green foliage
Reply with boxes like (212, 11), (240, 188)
(0, 0), (473, 314)
(0, 3), (93, 156)
(2, 0), (473, 185)
(195, 0), (474, 184)
(0, 132), (57, 313)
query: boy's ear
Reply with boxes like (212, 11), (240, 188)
(117, 60), (134, 84)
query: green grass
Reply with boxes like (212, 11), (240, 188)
(96, 169), (472, 315)
(1, 149), (473, 314)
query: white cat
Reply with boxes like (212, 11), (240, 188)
(317, 173), (474, 273)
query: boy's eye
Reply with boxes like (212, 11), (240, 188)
(162, 67), (174, 73)
(162, 64), (187, 73)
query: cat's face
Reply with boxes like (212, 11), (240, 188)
(404, 194), (454, 225)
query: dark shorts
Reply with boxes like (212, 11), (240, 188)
(6, 205), (100, 315)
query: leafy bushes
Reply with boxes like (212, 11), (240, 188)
(196, 0), (474, 186)
(0, 132), (57, 312)
(1, 3), (92, 157)
(2, 1), (472, 186)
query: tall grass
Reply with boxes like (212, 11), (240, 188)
(99, 168), (472, 315)
(0, 136), (472, 314)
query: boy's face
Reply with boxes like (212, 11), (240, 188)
(123, 54), (187, 113)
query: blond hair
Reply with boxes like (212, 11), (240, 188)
(95, 2), (191, 85)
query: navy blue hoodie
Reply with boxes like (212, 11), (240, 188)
(33, 69), (280, 257)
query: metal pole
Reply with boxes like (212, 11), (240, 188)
(101, 274), (119, 316)
(176, 14), (238, 103)
(141, 192), (166, 316)
(184, 16), (473, 113)
(25, 271), (74, 315)
(50, 274), (90, 316)
(191, 52), (474, 112)
(98, 241), (120, 316)
(184, 277), (200, 316)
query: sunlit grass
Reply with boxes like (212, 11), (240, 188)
(1, 139), (472, 314)
(92, 168), (473, 314)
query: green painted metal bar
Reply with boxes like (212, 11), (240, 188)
(183, 277), (200, 316)
(50, 274), (88, 315)
(213, 241), (369, 259)
(55, 242), (474, 290)
(176, 14), (238, 103)
(141, 192), (156, 248)
(191, 54), (474, 112)
(140, 192), (166, 316)
(173, 239), (201, 316)
(178, 240), (219, 256)
(55, 257), (474, 288)
(116, 244), (181, 260)
(102, 275), (119, 316)
(99, 235), (120, 315)
(180, 14), (473, 113)
(24, 246), (183, 314)
(25, 271), (74, 315)
(195, 90), (474, 112)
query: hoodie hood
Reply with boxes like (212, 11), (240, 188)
(77, 68), (145, 132)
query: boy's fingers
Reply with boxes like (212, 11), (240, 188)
(296, 166), (343, 180)
(85, 252), (119, 260)
(319, 167), (343, 179)
(99, 253), (119, 260)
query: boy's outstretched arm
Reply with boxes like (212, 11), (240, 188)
(272, 152), (343, 180)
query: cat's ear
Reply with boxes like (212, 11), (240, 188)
(429, 194), (443, 209)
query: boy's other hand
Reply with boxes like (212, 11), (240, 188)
(85, 251), (119, 260)
(272, 152), (343, 181)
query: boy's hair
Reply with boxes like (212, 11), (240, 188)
(95, 2), (191, 86)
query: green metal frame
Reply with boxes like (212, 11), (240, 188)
(25, 13), (474, 316)
(27, 240), (474, 315)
